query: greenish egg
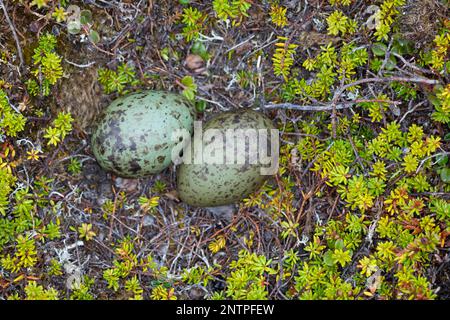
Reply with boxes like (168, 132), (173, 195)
(91, 90), (195, 178)
(177, 109), (277, 207)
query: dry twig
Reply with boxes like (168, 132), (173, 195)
(0, 0), (24, 69)
(265, 76), (439, 113)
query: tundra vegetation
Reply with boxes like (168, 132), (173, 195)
(0, 0), (449, 300)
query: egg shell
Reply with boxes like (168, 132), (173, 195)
(91, 90), (195, 178)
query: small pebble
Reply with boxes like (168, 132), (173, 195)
(142, 215), (155, 227)
(205, 205), (236, 222)
(114, 177), (139, 192)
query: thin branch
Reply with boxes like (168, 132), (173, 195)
(416, 152), (450, 174)
(64, 59), (96, 68)
(264, 99), (401, 112)
(337, 76), (439, 94)
(0, 0), (24, 68)
(265, 76), (438, 112)
(3, 90), (21, 113)
(197, 96), (229, 111)
(265, 102), (351, 111)
(411, 192), (450, 199)
(378, 37), (394, 76)
(225, 35), (255, 53)
(332, 70), (347, 138)
(399, 101), (426, 123)
(392, 53), (435, 75)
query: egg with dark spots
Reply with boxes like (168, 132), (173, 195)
(177, 109), (277, 207)
(91, 90), (195, 178)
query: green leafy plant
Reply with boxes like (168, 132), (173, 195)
(181, 6), (207, 42)
(24, 281), (59, 300)
(180, 75), (197, 100)
(0, 89), (26, 137)
(213, 0), (251, 26)
(272, 37), (298, 81)
(43, 112), (73, 147)
(77, 223), (96, 241)
(70, 276), (95, 300)
(329, 0), (352, 5)
(284, 42), (368, 102)
(326, 10), (357, 36)
(26, 33), (63, 97)
(372, 0), (406, 41)
(138, 195), (160, 214)
(67, 158), (82, 175)
(270, 4), (288, 27)
(224, 250), (277, 299)
(426, 31), (450, 71)
(98, 63), (141, 95)
(430, 84), (450, 124)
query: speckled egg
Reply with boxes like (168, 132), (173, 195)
(177, 109), (277, 207)
(91, 90), (195, 178)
